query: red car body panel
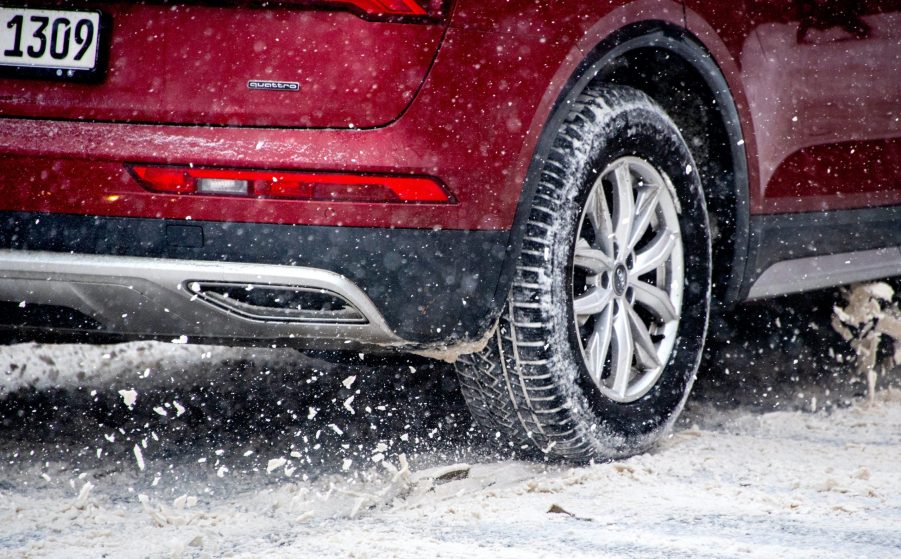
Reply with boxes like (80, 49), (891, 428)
(0, 4), (445, 128)
(685, 0), (901, 214)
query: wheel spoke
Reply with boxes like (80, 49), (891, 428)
(632, 229), (677, 276)
(586, 189), (615, 254)
(631, 280), (679, 323)
(573, 286), (613, 319)
(574, 242), (614, 274)
(627, 305), (661, 370)
(628, 183), (661, 252)
(585, 308), (613, 383)
(611, 163), (635, 252)
(610, 306), (634, 398)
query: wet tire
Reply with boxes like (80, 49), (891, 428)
(455, 85), (712, 462)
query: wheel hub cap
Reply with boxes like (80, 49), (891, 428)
(613, 264), (628, 296)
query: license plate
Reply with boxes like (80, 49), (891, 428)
(0, 7), (103, 80)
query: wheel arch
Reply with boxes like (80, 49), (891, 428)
(497, 21), (751, 311)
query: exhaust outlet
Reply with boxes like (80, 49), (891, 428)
(187, 281), (367, 324)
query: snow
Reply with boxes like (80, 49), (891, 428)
(118, 388), (137, 409)
(2, 384), (899, 557)
(1, 286), (900, 557)
(266, 458), (288, 474)
(132, 445), (145, 471)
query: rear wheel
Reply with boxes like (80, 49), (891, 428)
(455, 85), (711, 462)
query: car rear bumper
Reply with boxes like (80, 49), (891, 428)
(0, 249), (403, 348)
(0, 212), (509, 349)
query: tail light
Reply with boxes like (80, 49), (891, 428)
(273, 0), (447, 19)
(128, 165), (453, 204)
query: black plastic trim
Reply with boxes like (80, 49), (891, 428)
(0, 211), (509, 343)
(741, 205), (901, 300)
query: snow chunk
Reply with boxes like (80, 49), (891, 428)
(342, 375), (357, 389)
(343, 396), (355, 415)
(72, 482), (94, 510)
(864, 282), (894, 302)
(267, 458), (287, 474)
(173, 495), (197, 510)
(133, 445), (145, 471)
(118, 389), (138, 409)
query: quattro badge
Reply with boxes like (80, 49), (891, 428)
(247, 80), (300, 92)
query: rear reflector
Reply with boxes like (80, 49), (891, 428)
(128, 165), (453, 204)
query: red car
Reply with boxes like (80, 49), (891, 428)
(1, 0), (899, 461)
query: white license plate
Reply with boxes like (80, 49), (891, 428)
(0, 7), (101, 75)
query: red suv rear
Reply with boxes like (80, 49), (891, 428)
(2, 0), (899, 461)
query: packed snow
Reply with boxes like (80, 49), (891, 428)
(1, 285), (900, 558)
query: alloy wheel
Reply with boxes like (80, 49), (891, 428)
(572, 156), (684, 403)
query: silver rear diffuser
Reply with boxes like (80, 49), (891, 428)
(0, 250), (402, 346)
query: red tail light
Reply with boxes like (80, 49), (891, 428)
(278, 0), (445, 18)
(128, 165), (453, 204)
(328, 0), (426, 16)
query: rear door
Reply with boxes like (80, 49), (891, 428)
(685, 0), (901, 213)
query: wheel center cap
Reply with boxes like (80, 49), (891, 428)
(613, 264), (628, 296)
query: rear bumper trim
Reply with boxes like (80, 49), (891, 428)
(0, 250), (403, 346)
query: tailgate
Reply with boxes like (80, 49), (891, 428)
(0, 1), (448, 128)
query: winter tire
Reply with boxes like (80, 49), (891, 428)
(455, 85), (712, 462)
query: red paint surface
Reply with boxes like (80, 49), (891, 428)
(0, 4), (444, 127)
(1, 0), (899, 231)
(685, 0), (901, 214)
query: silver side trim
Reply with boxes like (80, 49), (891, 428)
(745, 246), (901, 301)
(0, 250), (403, 346)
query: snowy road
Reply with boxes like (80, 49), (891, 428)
(1, 291), (900, 558)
